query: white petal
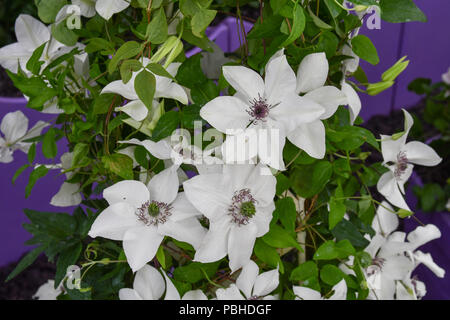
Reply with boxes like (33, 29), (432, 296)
(257, 127), (286, 171)
(381, 134), (405, 164)
(194, 217), (231, 263)
(243, 164), (277, 207)
(270, 95), (324, 133)
(377, 171), (411, 211)
(103, 180), (149, 208)
(236, 260), (259, 299)
(162, 271), (181, 300)
(158, 217), (206, 250)
(182, 290), (208, 300)
(200, 96), (250, 134)
(148, 166), (179, 204)
(155, 81), (188, 105)
(116, 100), (148, 122)
(303, 86), (347, 120)
(222, 66), (265, 102)
(1, 111), (28, 143)
(15, 14), (50, 49)
(119, 288), (143, 300)
(88, 202), (140, 241)
(253, 268), (279, 297)
(296, 52), (329, 94)
(341, 82), (361, 124)
(382, 256), (414, 280)
(402, 109), (414, 137)
(119, 138), (173, 160)
(95, 0), (130, 20)
(123, 225), (164, 272)
(50, 182), (82, 207)
(253, 204), (275, 237)
(0, 42), (30, 73)
(413, 251), (445, 278)
(183, 173), (231, 221)
(21, 121), (50, 142)
(133, 265), (165, 300)
(372, 201), (399, 237)
(72, 0), (97, 17)
(287, 120), (326, 159)
(169, 192), (202, 222)
(216, 284), (245, 300)
(228, 223), (258, 273)
(328, 279), (347, 300)
(402, 141), (442, 166)
(264, 54), (297, 106)
(293, 286), (322, 300)
(365, 234), (385, 258)
(101, 80), (138, 100)
(342, 44), (359, 74)
(406, 224), (441, 251)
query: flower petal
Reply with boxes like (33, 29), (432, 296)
(119, 138), (173, 160)
(155, 81), (188, 105)
(328, 279), (347, 300)
(402, 141), (442, 166)
(236, 260), (259, 299)
(303, 86), (347, 120)
(1, 111), (28, 143)
(200, 96), (250, 134)
(372, 201), (399, 237)
(293, 286), (322, 300)
(264, 54), (297, 106)
(287, 120), (326, 159)
(158, 217), (206, 250)
(116, 100), (148, 122)
(50, 182), (82, 207)
(123, 226), (164, 272)
(377, 171), (411, 211)
(222, 66), (265, 102)
(148, 166), (179, 204)
(15, 14), (50, 50)
(182, 290), (208, 300)
(0, 42), (30, 73)
(95, 0), (130, 20)
(101, 79), (138, 100)
(296, 52), (328, 94)
(103, 180), (149, 208)
(228, 223), (258, 273)
(169, 192), (202, 222)
(341, 82), (361, 124)
(406, 224), (441, 251)
(133, 265), (165, 300)
(253, 268), (279, 297)
(162, 271), (181, 300)
(119, 288), (142, 300)
(216, 284), (245, 300)
(194, 217), (231, 263)
(88, 202), (140, 241)
(413, 250), (445, 278)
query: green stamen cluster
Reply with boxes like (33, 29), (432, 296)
(148, 202), (160, 217)
(240, 201), (256, 218)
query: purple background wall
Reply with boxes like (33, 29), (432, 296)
(0, 0), (448, 299)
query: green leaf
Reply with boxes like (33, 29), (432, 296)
(173, 261), (220, 284)
(93, 93), (117, 115)
(26, 165), (49, 198)
(146, 8), (168, 44)
(254, 239), (284, 274)
(351, 35), (379, 65)
(102, 153), (134, 180)
(380, 0), (426, 23)
(42, 128), (58, 159)
(13, 164), (29, 184)
(26, 43), (46, 75)
(176, 54), (208, 88)
(28, 143), (36, 164)
(152, 110), (180, 141)
(307, 6), (333, 30)
(72, 143), (90, 167)
(290, 261), (318, 281)
(190, 80), (219, 106)
(276, 198), (297, 234)
(314, 241), (338, 260)
(156, 246), (166, 269)
(6, 246), (46, 282)
(381, 56), (409, 81)
(262, 224), (302, 251)
(335, 239), (356, 258)
(290, 161), (332, 198)
(329, 198), (346, 230)
(331, 219), (370, 248)
(192, 9), (217, 37)
(35, 0), (67, 23)
(24, 208), (78, 239)
(108, 41), (143, 74)
(120, 60), (142, 84)
(55, 242), (83, 287)
(275, 173), (291, 196)
(320, 264), (344, 286)
(146, 63), (174, 79)
(280, 5), (305, 47)
(51, 19), (78, 46)
(134, 70), (156, 109)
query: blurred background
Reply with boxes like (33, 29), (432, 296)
(0, 0), (448, 299)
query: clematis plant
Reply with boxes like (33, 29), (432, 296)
(1, 0), (445, 302)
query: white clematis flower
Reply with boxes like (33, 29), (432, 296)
(289, 52), (348, 158)
(88, 168), (207, 272)
(102, 60), (188, 122)
(293, 279), (347, 300)
(75, 0), (130, 20)
(377, 109), (442, 211)
(50, 152), (83, 207)
(72, 0), (97, 18)
(183, 164), (276, 272)
(362, 202), (445, 300)
(200, 52), (324, 170)
(0, 111), (49, 163)
(216, 260), (279, 300)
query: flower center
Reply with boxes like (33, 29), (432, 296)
(247, 94), (276, 124)
(136, 200), (172, 226)
(228, 188), (258, 226)
(394, 151), (409, 179)
(367, 257), (386, 275)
